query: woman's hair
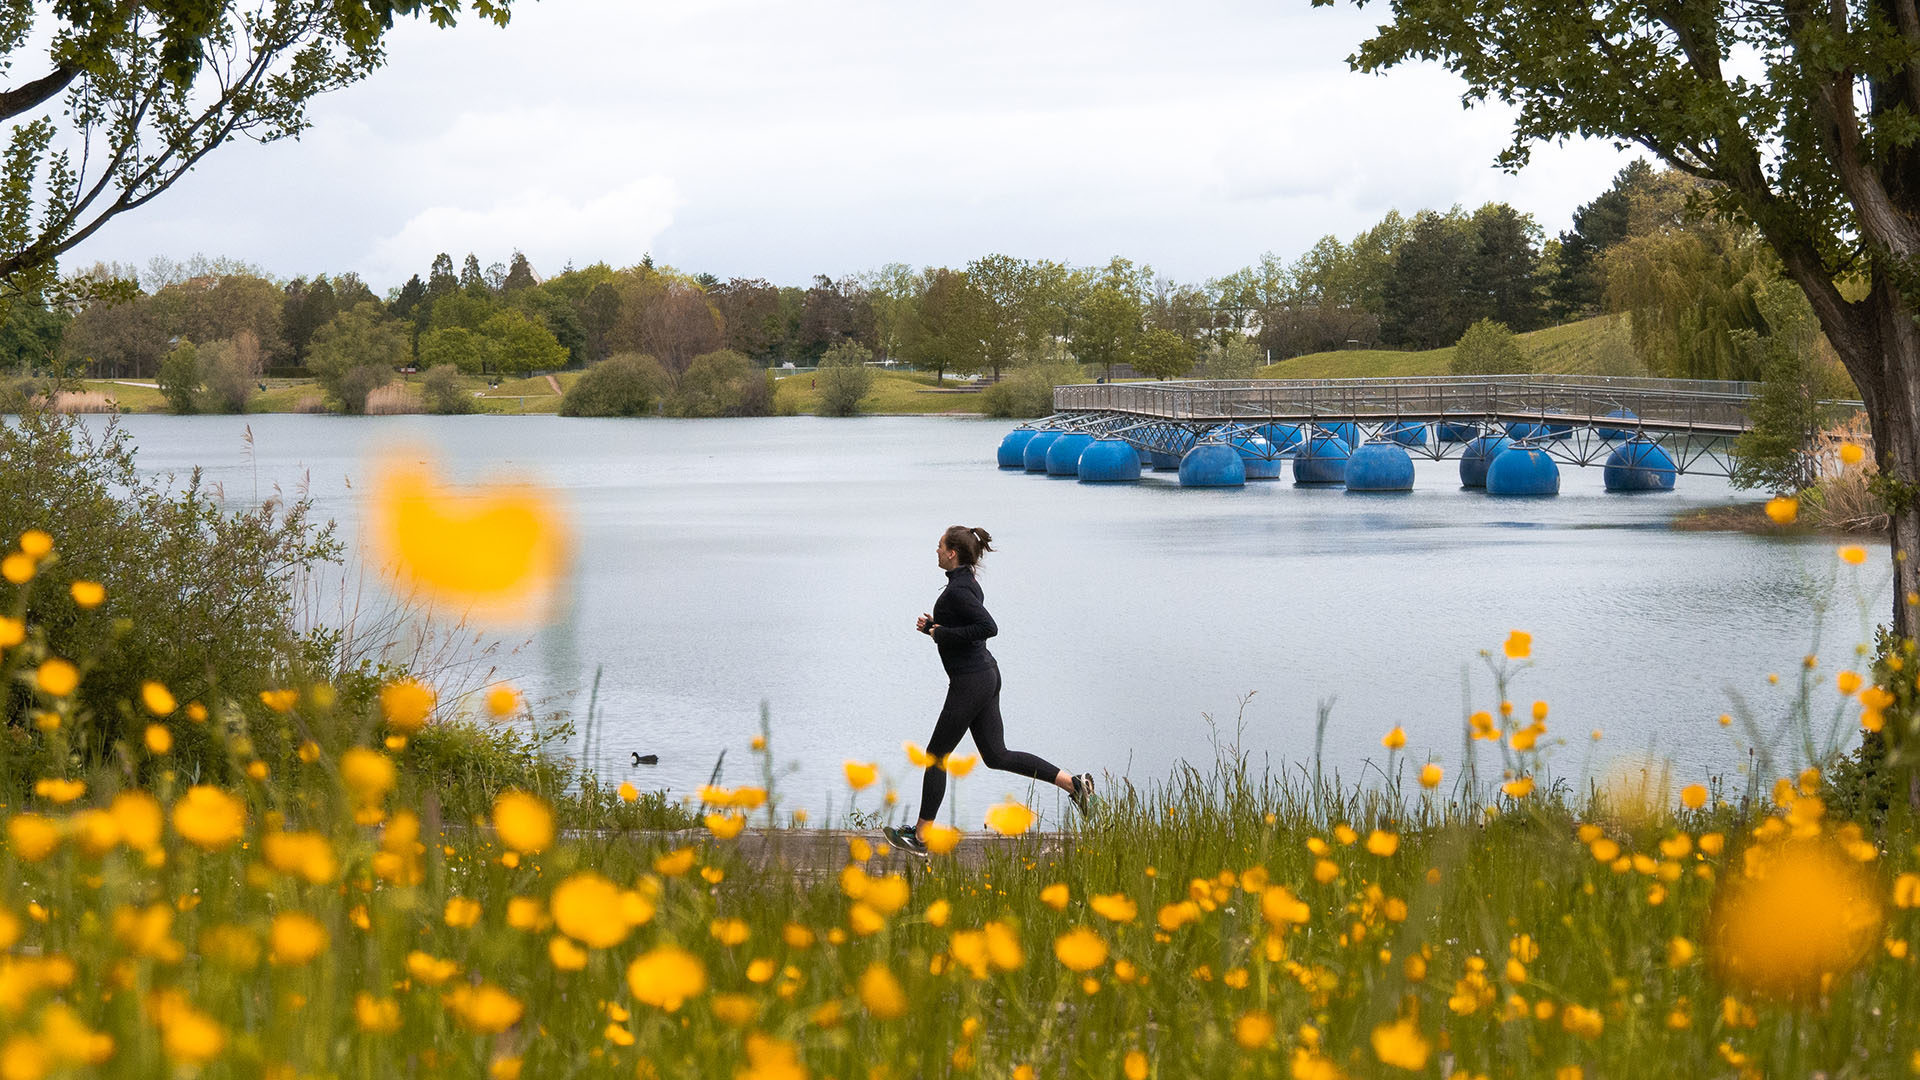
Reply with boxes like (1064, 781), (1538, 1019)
(942, 525), (994, 567)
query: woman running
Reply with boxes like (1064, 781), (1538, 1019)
(884, 525), (1093, 857)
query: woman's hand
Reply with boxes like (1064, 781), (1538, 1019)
(916, 613), (933, 634)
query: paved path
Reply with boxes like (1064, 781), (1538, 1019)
(585, 828), (1074, 878)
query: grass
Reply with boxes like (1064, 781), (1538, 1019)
(1257, 315), (1647, 381)
(774, 368), (987, 416)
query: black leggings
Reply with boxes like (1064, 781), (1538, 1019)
(918, 664), (1061, 822)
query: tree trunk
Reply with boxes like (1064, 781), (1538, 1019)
(1822, 276), (1920, 642)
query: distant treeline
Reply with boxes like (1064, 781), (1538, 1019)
(0, 160), (1819, 410)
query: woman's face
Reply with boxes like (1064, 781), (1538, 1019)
(936, 537), (957, 569)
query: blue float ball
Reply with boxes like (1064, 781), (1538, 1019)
(1022, 430), (1062, 472)
(1383, 421), (1429, 448)
(1079, 438), (1143, 483)
(1045, 432), (1095, 476)
(1148, 450), (1182, 471)
(1596, 409), (1639, 441)
(1179, 442), (1246, 487)
(1603, 439), (1676, 492)
(1437, 419), (1481, 443)
(1258, 423), (1304, 452)
(1504, 422), (1546, 442)
(1233, 434), (1283, 479)
(1346, 441), (1415, 491)
(1318, 422), (1359, 448)
(1545, 422), (1572, 441)
(1486, 446), (1560, 496)
(1459, 435), (1510, 488)
(1293, 433), (1351, 485)
(998, 429), (1036, 469)
(1135, 444), (1153, 466)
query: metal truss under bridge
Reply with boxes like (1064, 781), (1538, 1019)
(1027, 374), (1865, 478)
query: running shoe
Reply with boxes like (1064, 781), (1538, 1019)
(1070, 773), (1096, 816)
(884, 825), (930, 859)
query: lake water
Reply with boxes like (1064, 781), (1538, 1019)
(103, 414), (1892, 826)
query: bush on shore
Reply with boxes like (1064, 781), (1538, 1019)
(559, 353), (669, 418)
(422, 363), (476, 415)
(983, 360), (1087, 418)
(815, 340), (875, 417)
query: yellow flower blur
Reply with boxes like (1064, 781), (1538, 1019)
(627, 945), (707, 1011)
(1764, 496), (1799, 525)
(985, 801), (1036, 836)
(34, 658), (77, 697)
(491, 790), (554, 854)
(367, 455), (570, 623)
(68, 580), (103, 608)
(1708, 837), (1882, 998)
(1503, 630), (1532, 659)
(843, 760), (878, 790)
(380, 679), (436, 733)
(140, 681), (175, 716)
(1053, 927), (1108, 972)
(171, 786), (246, 851)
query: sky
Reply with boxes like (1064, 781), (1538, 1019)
(63, 0), (1648, 293)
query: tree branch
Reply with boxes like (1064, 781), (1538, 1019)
(0, 64), (77, 123)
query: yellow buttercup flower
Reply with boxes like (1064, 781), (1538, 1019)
(1040, 883), (1069, 911)
(380, 679), (435, 733)
(547, 935), (588, 971)
(1681, 784), (1708, 810)
(34, 659), (77, 697)
(705, 812), (746, 840)
(1381, 726), (1406, 750)
(922, 823), (962, 854)
(68, 580), (103, 608)
(0, 616), (22, 648)
(1370, 1017), (1430, 1070)
(843, 761), (878, 790)
(1419, 762), (1443, 789)
(551, 872), (636, 948)
(17, 530), (51, 558)
(269, 913), (328, 966)
(355, 993), (402, 1034)
(368, 455), (570, 623)
(171, 786), (245, 851)
(7, 815), (59, 861)
(627, 945), (706, 1011)
(942, 753), (978, 777)
(258, 688), (298, 713)
(905, 741), (935, 767)
(1503, 630), (1532, 659)
(1709, 836), (1882, 998)
(1053, 927), (1108, 972)
(1124, 1050), (1148, 1080)
(985, 801), (1035, 836)
(1090, 893), (1137, 923)
(33, 778), (83, 805)
(616, 781), (638, 802)
(445, 983), (523, 1034)
(1502, 776), (1535, 799)
(405, 951), (458, 986)
(485, 684), (520, 717)
(653, 848), (696, 876)
(491, 790), (554, 854)
(1839, 545), (1868, 565)
(1365, 829), (1399, 857)
(1764, 496), (1799, 524)
(1, 553), (32, 584)
(263, 831), (339, 884)
(153, 992), (225, 1064)
(1235, 1011), (1276, 1050)
(144, 725), (173, 755)
(340, 748), (396, 809)
(858, 963), (908, 1019)
(1839, 442), (1866, 466)
(139, 681), (176, 716)
(710, 918), (750, 946)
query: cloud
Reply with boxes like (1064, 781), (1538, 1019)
(359, 177), (680, 283)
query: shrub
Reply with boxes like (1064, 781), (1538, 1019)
(1202, 337), (1263, 379)
(1133, 327), (1195, 380)
(157, 340), (200, 413)
(560, 354), (668, 418)
(422, 364), (475, 414)
(816, 340), (875, 416)
(1449, 318), (1528, 375)
(0, 408), (341, 773)
(196, 331), (263, 413)
(983, 361), (1087, 418)
(308, 302), (404, 414)
(672, 349), (772, 417)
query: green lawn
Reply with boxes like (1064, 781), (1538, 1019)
(774, 368), (986, 415)
(1256, 315), (1646, 380)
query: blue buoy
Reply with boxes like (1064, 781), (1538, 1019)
(1346, 441), (1415, 491)
(1022, 431), (1062, 472)
(1459, 434), (1511, 488)
(1258, 423), (1304, 453)
(1045, 432), (1095, 476)
(1148, 450), (1182, 471)
(1382, 421), (1429, 448)
(1596, 409), (1639, 440)
(1318, 422), (1359, 448)
(1603, 439), (1676, 492)
(1079, 438), (1143, 483)
(1293, 433), (1352, 485)
(1486, 446), (1560, 496)
(1179, 442), (1246, 487)
(1504, 422), (1547, 442)
(1134, 444), (1153, 466)
(1151, 429), (1197, 471)
(1545, 422), (1572, 441)
(998, 429), (1036, 469)
(1232, 434), (1283, 479)
(1437, 419), (1481, 443)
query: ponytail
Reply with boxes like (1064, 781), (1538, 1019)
(942, 525), (994, 567)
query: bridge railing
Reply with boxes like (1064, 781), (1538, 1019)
(1051, 375), (1859, 434)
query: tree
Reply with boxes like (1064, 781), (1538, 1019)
(482, 309), (568, 375)
(861, 263), (921, 364)
(157, 340), (200, 414)
(711, 278), (785, 362)
(281, 276), (339, 367)
(1449, 319), (1528, 375)
(672, 349), (771, 417)
(503, 252), (537, 292)
(816, 339), (875, 416)
(0, 296), (67, 373)
(154, 272), (285, 361)
(1070, 283), (1143, 379)
(1133, 327), (1195, 380)
(417, 327), (493, 375)
(421, 364), (474, 415)
(1732, 280), (1855, 493)
(459, 254), (488, 298)
(1550, 160), (1657, 318)
(640, 284), (724, 379)
(0, 2), (513, 304)
(197, 330), (263, 413)
(560, 354), (668, 418)
(307, 302), (405, 414)
(1380, 209), (1477, 348)
(1468, 203), (1545, 331)
(1203, 336), (1264, 379)
(1336, 0), (1920, 643)
(63, 291), (167, 378)
(903, 268), (988, 384)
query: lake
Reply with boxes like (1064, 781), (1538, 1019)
(103, 413), (1891, 827)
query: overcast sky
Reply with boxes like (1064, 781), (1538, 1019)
(66, 0), (1646, 292)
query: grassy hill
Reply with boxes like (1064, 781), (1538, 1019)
(772, 368), (985, 415)
(1256, 314), (1646, 380)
